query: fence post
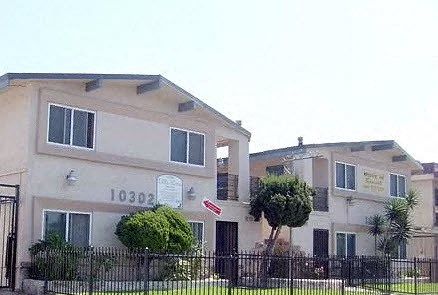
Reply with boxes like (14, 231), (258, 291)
(227, 253), (233, 295)
(289, 255), (293, 295)
(414, 258), (418, 295)
(360, 256), (364, 288)
(387, 255), (392, 295)
(143, 248), (149, 295)
(341, 257), (345, 295)
(88, 245), (94, 295)
(43, 247), (48, 294)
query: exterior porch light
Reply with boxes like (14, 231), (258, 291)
(187, 187), (196, 200)
(66, 170), (78, 185)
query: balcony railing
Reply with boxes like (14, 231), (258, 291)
(217, 173), (238, 201)
(250, 176), (261, 198)
(313, 187), (329, 212)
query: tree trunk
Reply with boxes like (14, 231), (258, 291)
(260, 226), (282, 286)
(264, 226), (281, 256)
(374, 236), (377, 256)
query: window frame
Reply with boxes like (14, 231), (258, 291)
(188, 220), (205, 248)
(334, 161), (357, 191)
(389, 173), (407, 198)
(47, 103), (96, 150)
(169, 127), (206, 167)
(396, 240), (407, 260)
(335, 231), (356, 257)
(42, 209), (92, 246)
(266, 165), (286, 176)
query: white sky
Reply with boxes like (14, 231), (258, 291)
(1, 1), (437, 162)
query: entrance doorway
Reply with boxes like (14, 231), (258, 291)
(215, 221), (238, 284)
(0, 185), (19, 290)
(313, 229), (329, 257)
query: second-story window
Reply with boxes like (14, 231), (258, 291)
(266, 165), (285, 175)
(335, 162), (356, 190)
(390, 173), (406, 197)
(48, 104), (95, 149)
(170, 128), (205, 166)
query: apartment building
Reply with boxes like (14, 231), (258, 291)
(0, 73), (263, 290)
(411, 163), (438, 258)
(249, 138), (423, 258)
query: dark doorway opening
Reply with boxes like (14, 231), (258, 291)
(215, 221), (238, 285)
(0, 184), (19, 290)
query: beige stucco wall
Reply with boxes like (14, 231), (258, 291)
(252, 145), (418, 256)
(0, 86), (30, 175)
(411, 175), (435, 228)
(0, 79), (254, 289)
(410, 174), (438, 258)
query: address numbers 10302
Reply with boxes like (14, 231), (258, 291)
(111, 189), (155, 206)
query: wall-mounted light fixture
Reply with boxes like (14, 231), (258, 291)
(187, 187), (196, 200)
(66, 170), (78, 185)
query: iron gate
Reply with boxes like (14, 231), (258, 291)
(0, 184), (19, 289)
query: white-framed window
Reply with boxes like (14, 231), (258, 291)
(47, 103), (95, 149)
(170, 128), (205, 166)
(336, 232), (356, 257)
(188, 221), (204, 247)
(335, 162), (356, 190)
(42, 210), (91, 247)
(390, 173), (406, 197)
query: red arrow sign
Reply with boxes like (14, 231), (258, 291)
(202, 198), (222, 216)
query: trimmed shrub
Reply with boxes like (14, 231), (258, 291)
(115, 210), (170, 251)
(154, 206), (193, 253)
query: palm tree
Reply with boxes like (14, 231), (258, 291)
(385, 191), (418, 243)
(367, 190), (419, 256)
(367, 214), (385, 256)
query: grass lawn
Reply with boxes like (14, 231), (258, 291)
(84, 287), (375, 295)
(373, 282), (438, 293)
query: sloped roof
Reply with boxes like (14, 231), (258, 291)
(0, 72), (251, 138)
(250, 140), (423, 170)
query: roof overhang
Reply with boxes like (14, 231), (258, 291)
(0, 73), (251, 139)
(250, 140), (422, 171)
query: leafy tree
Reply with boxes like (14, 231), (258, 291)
(249, 174), (313, 255)
(115, 206), (194, 253)
(367, 190), (418, 256)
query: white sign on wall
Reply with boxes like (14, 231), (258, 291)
(362, 169), (385, 194)
(156, 175), (183, 209)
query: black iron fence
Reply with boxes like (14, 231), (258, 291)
(29, 247), (438, 295)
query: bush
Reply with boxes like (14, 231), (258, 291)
(29, 233), (82, 280)
(115, 206), (194, 253)
(158, 245), (206, 281)
(115, 210), (170, 251)
(154, 206), (193, 253)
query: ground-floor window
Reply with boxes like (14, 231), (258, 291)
(394, 240), (407, 259)
(43, 210), (91, 247)
(189, 221), (204, 248)
(336, 232), (356, 256)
